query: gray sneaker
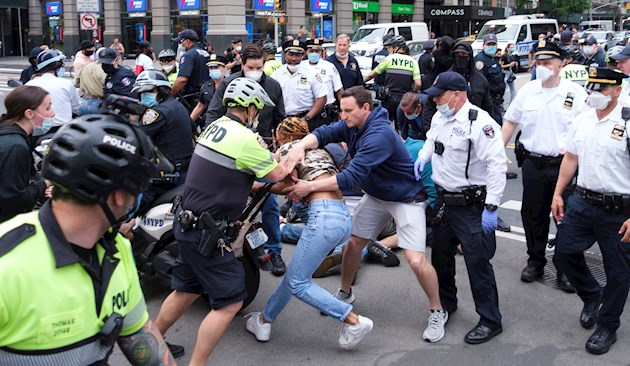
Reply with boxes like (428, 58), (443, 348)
(422, 309), (448, 343)
(333, 288), (355, 304)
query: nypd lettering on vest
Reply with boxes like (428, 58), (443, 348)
(103, 135), (137, 154)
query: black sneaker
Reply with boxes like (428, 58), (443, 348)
(270, 252), (286, 276)
(166, 341), (185, 358)
(367, 241), (400, 267)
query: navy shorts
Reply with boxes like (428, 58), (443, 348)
(171, 219), (247, 309)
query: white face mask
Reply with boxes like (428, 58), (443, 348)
(405, 112), (419, 120)
(244, 70), (263, 82)
(536, 65), (555, 82)
(287, 64), (299, 73)
(236, 46), (242, 52)
(586, 91), (612, 110)
(162, 64), (175, 73)
(582, 45), (595, 55)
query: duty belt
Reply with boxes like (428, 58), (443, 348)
(436, 185), (486, 207)
(174, 204), (236, 256)
(523, 149), (563, 168)
(575, 186), (630, 214)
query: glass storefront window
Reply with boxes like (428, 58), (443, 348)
(120, 0), (152, 55)
(170, 0), (208, 45)
(246, 0), (287, 46)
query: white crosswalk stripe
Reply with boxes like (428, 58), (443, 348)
(497, 199), (555, 243)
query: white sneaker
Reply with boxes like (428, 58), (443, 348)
(339, 315), (373, 350)
(245, 312), (271, 341)
(422, 309), (448, 343)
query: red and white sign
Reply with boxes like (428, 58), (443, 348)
(80, 13), (98, 30)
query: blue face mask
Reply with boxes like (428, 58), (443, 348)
(484, 46), (497, 57)
(123, 193), (143, 221)
(56, 67), (65, 78)
(308, 53), (320, 63)
(209, 69), (222, 80)
(32, 112), (54, 136)
(140, 92), (158, 107)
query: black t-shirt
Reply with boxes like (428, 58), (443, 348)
(226, 52), (242, 74)
(500, 53), (519, 73)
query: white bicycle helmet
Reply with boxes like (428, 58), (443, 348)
(132, 70), (172, 94)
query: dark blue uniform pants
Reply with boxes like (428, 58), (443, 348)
(521, 157), (560, 270)
(431, 200), (502, 329)
(555, 195), (630, 332)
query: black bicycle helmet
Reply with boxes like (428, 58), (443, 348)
(262, 42), (277, 55)
(383, 35), (406, 49)
(132, 70), (172, 96)
(42, 115), (172, 221)
(36, 49), (65, 73)
(562, 44), (581, 60)
(158, 48), (176, 61)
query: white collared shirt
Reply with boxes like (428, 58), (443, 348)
(418, 100), (507, 205)
(504, 78), (589, 156)
(566, 103), (630, 195)
(270, 63), (328, 115)
(26, 73), (80, 127)
(618, 82), (630, 107)
(301, 59), (342, 106)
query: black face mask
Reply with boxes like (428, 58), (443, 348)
(84, 50), (94, 56)
(454, 56), (470, 71)
(102, 64), (116, 75)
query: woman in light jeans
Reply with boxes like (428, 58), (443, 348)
(245, 117), (373, 350)
(500, 43), (519, 110)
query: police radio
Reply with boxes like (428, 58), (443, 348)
(465, 109), (478, 180)
(622, 107), (630, 158)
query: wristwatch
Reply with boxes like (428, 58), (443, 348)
(485, 204), (498, 212)
(304, 115), (312, 122)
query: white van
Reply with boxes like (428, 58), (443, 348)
(350, 22), (430, 57)
(580, 20), (613, 31)
(471, 16), (558, 69)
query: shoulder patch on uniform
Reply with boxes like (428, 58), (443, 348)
(256, 134), (268, 148)
(142, 109), (159, 125)
(180, 56), (186, 65)
(351, 63), (357, 71)
(475, 61), (485, 71)
(0, 224), (36, 257)
(483, 124), (495, 138)
(122, 78), (131, 86)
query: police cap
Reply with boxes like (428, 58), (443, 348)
(172, 29), (199, 42)
(534, 39), (566, 60)
(206, 53), (227, 67)
(483, 33), (498, 44)
(282, 39), (306, 54)
(610, 44), (630, 61)
(98, 48), (117, 64)
(425, 71), (468, 96)
(305, 38), (324, 50)
(585, 66), (628, 91)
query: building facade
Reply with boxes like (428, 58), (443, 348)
(27, 0), (429, 57)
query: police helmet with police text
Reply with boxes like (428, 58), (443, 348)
(42, 114), (173, 205)
(132, 70), (172, 96)
(223, 77), (275, 109)
(36, 49), (65, 73)
(383, 35), (406, 49)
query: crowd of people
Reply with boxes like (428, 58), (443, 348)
(0, 25), (629, 366)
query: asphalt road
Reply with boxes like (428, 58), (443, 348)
(1, 71), (628, 366)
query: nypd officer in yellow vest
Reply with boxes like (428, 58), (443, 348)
(0, 115), (176, 365)
(552, 67), (630, 355)
(364, 35), (421, 120)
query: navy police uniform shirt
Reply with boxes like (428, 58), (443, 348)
(178, 44), (211, 94)
(104, 67), (136, 98)
(198, 80), (217, 106)
(326, 54), (364, 90)
(474, 52), (505, 96)
(371, 48), (390, 87)
(139, 96), (194, 163)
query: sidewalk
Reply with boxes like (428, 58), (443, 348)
(0, 55), (136, 74)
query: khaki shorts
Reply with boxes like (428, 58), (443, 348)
(351, 194), (427, 252)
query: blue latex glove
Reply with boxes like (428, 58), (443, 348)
(414, 158), (426, 181)
(481, 208), (498, 234)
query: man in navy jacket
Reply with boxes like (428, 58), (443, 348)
(283, 86), (449, 343)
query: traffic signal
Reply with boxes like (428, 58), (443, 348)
(275, 0), (281, 11)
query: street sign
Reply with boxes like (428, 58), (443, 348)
(77, 0), (100, 13)
(80, 13), (98, 30)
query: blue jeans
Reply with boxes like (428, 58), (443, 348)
(263, 199), (353, 322)
(503, 72), (517, 110)
(261, 192), (282, 254)
(79, 97), (106, 115)
(280, 201), (311, 244)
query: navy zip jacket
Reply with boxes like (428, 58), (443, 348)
(313, 104), (424, 203)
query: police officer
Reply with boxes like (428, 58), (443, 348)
(560, 45), (588, 86)
(190, 54), (227, 124)
(171, 29), (210, 97)
(552, 67), (630, 355)
(419, 40), (435, 91)
(271, 39), (327, 132)
(502, 39), (589, 290)
(610, 44), (630, 105)
(153, 77), (289, 364)
(371, 34), (393, 93)
(303, 38), (343, 128)
(416, 71), (507, 345)
(158, 48), (178, 85)
(98, 47), (136, 98)
(580, 35), (607, 67)
(326, 34), (364, 90)
(0, 115), (176, 364)
(132, 70), (194, 212)
(474, 34), (505, 124)
(263, 42), (282, 76)
(364, 35), (421, 120)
